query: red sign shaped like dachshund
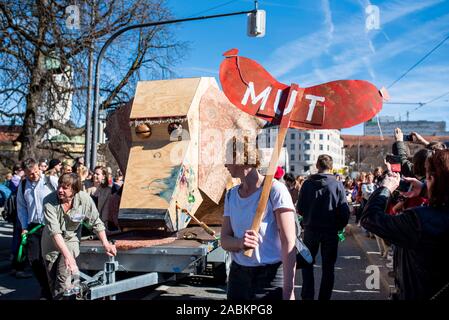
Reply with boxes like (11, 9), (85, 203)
(219, 48), (385, 129)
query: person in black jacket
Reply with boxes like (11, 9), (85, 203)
(297, 154), (350, 300)
(361, 149), (449, 300)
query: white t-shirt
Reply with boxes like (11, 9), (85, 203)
(224, 179), (295, 267)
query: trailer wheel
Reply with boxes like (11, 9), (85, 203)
(212, 252), (231, 285)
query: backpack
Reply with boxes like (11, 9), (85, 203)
(1, 176), (55, 224)
(1, 180), (25, 223)
(0, 183), (12, 208)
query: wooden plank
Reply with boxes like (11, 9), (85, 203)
(130, 78), (201, 119)
(120, 141), (187, 211)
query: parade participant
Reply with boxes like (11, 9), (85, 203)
(46, 159), (62, 177)
(85, 166), (112, 225)
(283, 173), (300, 207)
(112, 169), (124, 194)
(17, 158), (58, 299)
(2, 167), (31, 279)
(361, 173), (376, 203)
(38, 159), (48, 173)
(9, 164), (24, 193)
(361, 149), (449, 300)
(393, 128), (446, 179)
(373, 167), (383, 186)
(71, 156), (85, 173)
(42, 173), (116, 299)
(297, 154), (350, 300)
(76, 165), (90, 191)
(221, 136), (297, 300)
(62, 162), (73, 174)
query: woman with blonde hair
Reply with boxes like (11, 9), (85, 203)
(221, 136), (297, 300)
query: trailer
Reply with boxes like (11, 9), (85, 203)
(75, 226), (229, 300)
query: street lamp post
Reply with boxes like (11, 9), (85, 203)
(89, 2), (265, 169)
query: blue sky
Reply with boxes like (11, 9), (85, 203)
(164, 0), (449, 135)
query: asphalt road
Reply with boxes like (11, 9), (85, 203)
(149, 223), (392, 301)
(0, 215), (393, 301)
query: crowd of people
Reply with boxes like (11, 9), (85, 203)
(1, 127), (448, 301)
(221, 129), (449, 301)
(0, 156), (123, 299)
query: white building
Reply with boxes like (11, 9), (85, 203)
(258, 127), (345, 175)
(258, 147), (289, 175)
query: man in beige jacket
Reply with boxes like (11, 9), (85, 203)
(42, 173), (116, 299)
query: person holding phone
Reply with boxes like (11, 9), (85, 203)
(393, 128), (447, 177)
(361, 150), (449, 300)
(392, 128), (414, 177)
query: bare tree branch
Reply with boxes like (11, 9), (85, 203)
(0, 0), (186, 160)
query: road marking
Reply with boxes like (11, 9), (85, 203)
(353, 290), (380, 293)
(0, 288), (15, 295)
(340, 256), (361, 260)
(367, 251), (381, 255)
(333, 289), (351, 293)
(0, 226), (13, 234)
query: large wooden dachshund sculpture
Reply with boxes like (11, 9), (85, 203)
(219, 48), (387, 256)
(105, 77), (265, 233)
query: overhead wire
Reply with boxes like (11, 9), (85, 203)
(382, 32), (449, 124)
(406, 89), (449, 114)
(387, 33), (449, 89)
(184, 0), (238, 18)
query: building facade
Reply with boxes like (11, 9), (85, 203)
(259, 128), (345, 176)
(342, 134), (449, 174)
(364, 117), (448, 136)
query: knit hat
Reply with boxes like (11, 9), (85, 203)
(274, 166), (285, 180)
(48, 159), (61, 171)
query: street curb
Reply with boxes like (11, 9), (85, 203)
(346, 224), (393, 296)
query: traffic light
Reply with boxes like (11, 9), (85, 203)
(247, 10), (266, 37)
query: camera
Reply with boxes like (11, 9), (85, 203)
(403, 134), (413, 142)
(397, 179), (412, 192)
